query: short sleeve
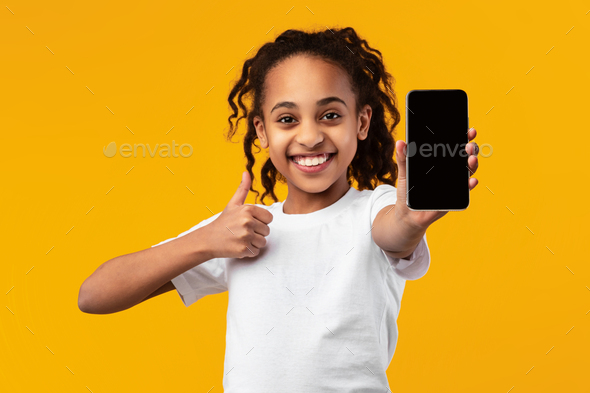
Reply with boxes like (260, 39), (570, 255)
(382, 233), (431, 280)
(151, 212), (228, 307)
(369, 184), (431, 281)
(369, 184), (397, 227)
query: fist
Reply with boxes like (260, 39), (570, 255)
(206, 171), (273, 259)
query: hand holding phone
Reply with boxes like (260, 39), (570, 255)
(390, 89), (479, 232)
(405, 89), (474, 211)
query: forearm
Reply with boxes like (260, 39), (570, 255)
(373, 206), (426, 259)
(79, 226), (213, 314)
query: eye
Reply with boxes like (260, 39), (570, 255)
(278, 112), (341, 124)
(278, 116), (295, 124)
(322, 112), (341, 120)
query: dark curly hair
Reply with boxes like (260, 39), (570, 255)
(224, 26), (400, 205)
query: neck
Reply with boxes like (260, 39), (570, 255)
(282, 173), (351, 215)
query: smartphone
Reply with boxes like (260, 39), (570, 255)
(405, 89), (470, 211)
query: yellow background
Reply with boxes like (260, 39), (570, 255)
(2, 1), (589, 392)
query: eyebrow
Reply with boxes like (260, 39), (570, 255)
(270, 96), (347, 114)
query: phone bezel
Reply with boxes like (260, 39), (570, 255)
(405, 89), (470, 212)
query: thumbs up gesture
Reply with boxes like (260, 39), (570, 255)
(206, 171), (274, 259)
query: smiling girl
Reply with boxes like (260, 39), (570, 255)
(79, 27), (479, 392)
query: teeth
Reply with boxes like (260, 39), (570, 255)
(293, 153), (331, 167)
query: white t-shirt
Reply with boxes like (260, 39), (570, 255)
(152, 184), (430, 392)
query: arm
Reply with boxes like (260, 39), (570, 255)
(373, 129), (480, 264)
(372, 204), (426, 260)
(78, 226), (214, 315)
(78, 171), (274, 315)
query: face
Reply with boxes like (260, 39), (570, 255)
(253, 54), (372, 195)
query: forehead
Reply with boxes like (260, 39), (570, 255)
(263, 55), (354, 109)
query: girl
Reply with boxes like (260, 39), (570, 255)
(79, 27), (479, 392)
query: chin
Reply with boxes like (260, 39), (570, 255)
(288, 177), (339, 194)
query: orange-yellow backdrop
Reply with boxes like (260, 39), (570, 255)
(2, 1), (589, 392)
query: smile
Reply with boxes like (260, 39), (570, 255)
(289, 153), (335, 173)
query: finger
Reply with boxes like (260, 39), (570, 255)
(467, 127), (477, 142)
(396, 140), (407, 178)
(249, 205), (274, 225)
(466, 142), (479, 156)
(251, 219), (270, 237)
(467, 155), (478, 176)
(227, 171), (251, 208)
(395, 140), (408, 204)
(469, 177), (478, 190)
(250, 233), (267, 249)
(242, 242), (259, 258)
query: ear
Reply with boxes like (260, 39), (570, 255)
(253, 116), (269, 149)
(357, 104), (372, 141)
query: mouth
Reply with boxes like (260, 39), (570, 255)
(289, 152), (336, 173)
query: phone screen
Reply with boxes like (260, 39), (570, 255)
(405, 89), (470, 210)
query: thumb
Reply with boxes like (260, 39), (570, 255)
(395, 140), (407, 203)
(226, 171), (251, 208)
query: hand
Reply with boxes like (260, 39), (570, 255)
(205, 171), (273, 259)
(394, 127), (479, 230)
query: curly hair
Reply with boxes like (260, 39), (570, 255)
(224, 26), (400, 205)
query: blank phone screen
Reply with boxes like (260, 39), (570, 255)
(405, 89), (470, 210)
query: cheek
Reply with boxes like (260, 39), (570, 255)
(338, 134), (358, 159)
(267, 141), (289, 164)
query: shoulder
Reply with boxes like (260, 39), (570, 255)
(371, 183), (397, 197)
(357, 183), (398, 204)
(331, 184), (398, 212)
(362, 183), (399, 225)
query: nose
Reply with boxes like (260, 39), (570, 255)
(294, 120), (324, 148)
